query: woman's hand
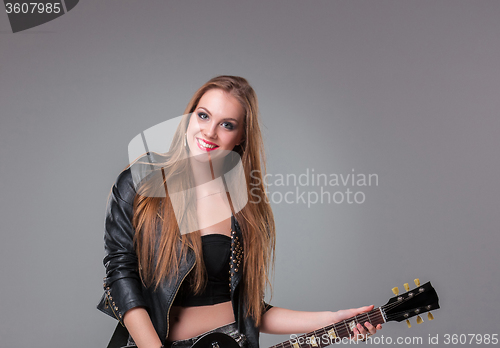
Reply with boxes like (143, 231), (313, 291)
(331, 305), (382, 340)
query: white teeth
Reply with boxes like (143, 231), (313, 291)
(197, 138), (217, 149)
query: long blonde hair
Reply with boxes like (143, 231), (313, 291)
(131, 76), (275, 326)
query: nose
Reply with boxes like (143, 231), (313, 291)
(201, 120), (217, 139)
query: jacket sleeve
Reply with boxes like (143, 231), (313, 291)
(96, 168), (148, 325)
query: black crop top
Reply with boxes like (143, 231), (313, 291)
(173, 234), (231, 307)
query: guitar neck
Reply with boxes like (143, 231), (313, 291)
(269, 308), (385, 348)
(190, 280), (438, 348)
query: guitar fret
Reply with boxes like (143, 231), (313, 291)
(314, 328), (324, 348)
(336, 322), (346, 339)
(343, 320), (349, 336)
(379, 307), (387, 323)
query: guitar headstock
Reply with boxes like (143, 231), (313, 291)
(382, 279), (440, 327)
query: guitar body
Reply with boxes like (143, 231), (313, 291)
(191, 332), (240, 348)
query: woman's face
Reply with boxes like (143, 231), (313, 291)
(186, 88), (245, 161)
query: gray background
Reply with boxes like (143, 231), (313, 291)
(1, 1), (499, 347)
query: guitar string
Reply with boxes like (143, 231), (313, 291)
(270, 310), (385, 348)
(269, 290), (434, 348)
(275, 309), (386, 348)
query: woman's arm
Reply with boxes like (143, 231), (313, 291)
(100, 168), (161, 347)
(259, 305), (382, 336)
(123, 307), (163, 348)
(100, 169), (149, 323)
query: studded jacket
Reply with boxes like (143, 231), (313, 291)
(96, 167), (272, 348)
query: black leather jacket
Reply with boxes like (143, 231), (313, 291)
(96, 167), (272, 348)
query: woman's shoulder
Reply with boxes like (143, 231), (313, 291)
(113, 152), (169, 204)
(112, 166), (136, 206)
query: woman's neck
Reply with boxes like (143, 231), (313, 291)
(189, 154), (226, 197)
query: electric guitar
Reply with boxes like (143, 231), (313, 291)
(191, 279), (440, 348)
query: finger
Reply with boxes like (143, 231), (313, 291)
(357, 323), (368, 335)
(376, 324), (383, 330)
(352, 305), (374, 316)
(358, 305), (374, 313)
(364, 322), (376, 335)
(352, 328), (365, 342)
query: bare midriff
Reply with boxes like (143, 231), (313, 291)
(167, 301), (235, 341)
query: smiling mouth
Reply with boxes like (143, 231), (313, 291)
(196, 137), (219, 150)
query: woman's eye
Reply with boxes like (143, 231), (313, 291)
(222, 122), (235, 130)
(197, 112), (208, 120)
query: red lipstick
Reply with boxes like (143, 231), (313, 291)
(196, 137), (219, 152)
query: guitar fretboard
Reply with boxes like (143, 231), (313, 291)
(269, 308), (385, 348)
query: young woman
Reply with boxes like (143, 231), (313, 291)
(97, 76), (382, 348)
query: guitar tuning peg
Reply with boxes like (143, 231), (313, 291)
(416, 315), (423, 324)
(427, 312), (434, 321)
(414, 278), (420, 286)
(392, 287), (399, 295)
(406, 319), (411, 328)
(404, 283), (409, 291)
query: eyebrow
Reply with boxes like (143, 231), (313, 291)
(197, 107), (240, 123)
